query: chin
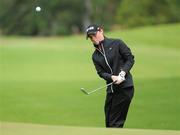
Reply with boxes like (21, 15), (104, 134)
(94, 41), (99, 45)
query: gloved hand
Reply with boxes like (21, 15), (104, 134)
(115, 71), (126, 84)
(118, 71), (126, 80)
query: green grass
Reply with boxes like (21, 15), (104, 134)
(0, 23), (180, 130)
(1, 122), (180, 135)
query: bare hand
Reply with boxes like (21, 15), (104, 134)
(111, 75), (118, 82)
(111, 75), (125, 85)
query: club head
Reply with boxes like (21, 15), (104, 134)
(80, 88), (89, 95)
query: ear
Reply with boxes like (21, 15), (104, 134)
(99, 28), (103, 33)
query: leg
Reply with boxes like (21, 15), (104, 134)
(104, 93), (113, 127)
(105, 87), (134, 128)
(109, 98), (131, 127)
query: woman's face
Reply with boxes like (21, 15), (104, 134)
(89, 29), (104, 45)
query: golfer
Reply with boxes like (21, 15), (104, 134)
(86, 24), (135, 128)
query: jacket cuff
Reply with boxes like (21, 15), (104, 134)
(107, 74), (113, 81)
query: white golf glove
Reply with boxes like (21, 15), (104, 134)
(115, 71), (126, 84)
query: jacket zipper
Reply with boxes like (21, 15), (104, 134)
(96, 43), (114, 93)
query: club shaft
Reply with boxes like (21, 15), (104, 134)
(87, 82), (113, 94)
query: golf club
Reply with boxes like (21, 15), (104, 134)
(80, 82), (114, 95)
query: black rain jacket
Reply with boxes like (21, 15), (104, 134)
(92, 37), (135, 93)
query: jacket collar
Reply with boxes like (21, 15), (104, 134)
(93, 37), (108, 48)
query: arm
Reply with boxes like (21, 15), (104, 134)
(118, 40), (135, 73)
(92, 57), (113, 82)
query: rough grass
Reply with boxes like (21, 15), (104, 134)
(1, 122), (180, 135)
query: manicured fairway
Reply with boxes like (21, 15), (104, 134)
(0, 23), (180, 130)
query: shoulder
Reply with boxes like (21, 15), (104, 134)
(92, 50), (97, 61)
(114, 38), (128, 48)
(106, 37), (118, 42)
(105, 38), (123, 45)
(108, 38), (130, 51)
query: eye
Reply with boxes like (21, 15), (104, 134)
(91, 34), (97, 38)
(89, 35), (93, 39)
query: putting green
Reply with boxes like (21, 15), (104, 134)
(1, 122), (179, 135)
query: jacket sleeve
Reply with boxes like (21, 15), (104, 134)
(118, 40), (135, 73)
(92, 57), (113, 82)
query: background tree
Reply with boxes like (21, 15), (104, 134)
(0, 0), (179, 36)
(115, 0), (180, 28)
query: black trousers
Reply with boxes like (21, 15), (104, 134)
(104, 86), (134, 128)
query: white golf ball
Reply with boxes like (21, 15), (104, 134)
(36, 6), (41, 12)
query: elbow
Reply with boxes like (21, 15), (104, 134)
(131, 55), (135, 65)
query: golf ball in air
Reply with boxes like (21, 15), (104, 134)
(36, 6), (41, 12)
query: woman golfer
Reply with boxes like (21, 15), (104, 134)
(86, 24), (135, 128)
